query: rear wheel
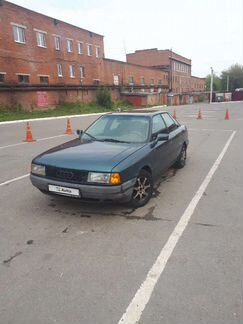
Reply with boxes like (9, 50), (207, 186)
(174, 144), (187, 169)
(130, 169), (153, 208)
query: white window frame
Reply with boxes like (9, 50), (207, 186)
(67, 39), (73, 53)
(69, 65), (75, 78)
(35, 29), (47, 48)
(77, 42), (83, 55)
(128, 76), (134, 85)
(54, 35), (61, 50)
(95, 46), (100, 58)
(12, 23), (26, 44)
(57, 64), (63, 77)
(140, 76), (145, 85)
(16, 73), (30, 84)
(80, 65), (85, 79)
(87, 44), (93, 56)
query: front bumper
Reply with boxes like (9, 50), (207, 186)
(30, 174), (136, 202)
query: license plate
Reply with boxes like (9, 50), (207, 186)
(48, 185), (80, 197)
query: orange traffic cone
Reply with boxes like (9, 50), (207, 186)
(172, 109), (177, 119)
(197, 109), (202, 120)
(65, 118), (73, 134)
(24, 122), (35, 142)
(225, 109), (230, 120)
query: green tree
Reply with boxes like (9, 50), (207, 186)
(96, 87), (113, 109)
(205, 73), (221, 91)
(220, 64), (243, 91)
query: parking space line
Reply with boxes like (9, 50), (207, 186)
(188, 128), (234, 132)
(0, 174), (30, 187)
(0, 134), (69, 150)
(117, 130), (236, 324)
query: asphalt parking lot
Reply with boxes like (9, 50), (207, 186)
(0, 102), (242, 324)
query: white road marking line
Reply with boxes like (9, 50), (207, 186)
(36, 134), (68, 142)
(188, 128), (233, 132)
(118, 130), (236, 324)
(0, 112), (106, 125)
(0, 174), (29, 187)
(0, 134), (69, 150)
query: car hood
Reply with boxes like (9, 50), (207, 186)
(33, 138), (145, 172)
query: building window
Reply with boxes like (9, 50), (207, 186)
(77, 42), (83, 55)
(54, 36), (61, 50)
(12, 24), (26, 44)
(113, 75), (120, 85)
(80, 65), (85, 79)
(95, 46), (100, 58)
(67, 39), (73, 52)
(93, 79), (100, 85)
(128, 76), (134, 85)
(141, 76), (145, 85)
(57, 64), (63, 77)
(69, 65), (75, 78)
(87, 44), (93, 56)
(150, 79), (154, 85)
(0, 73), (6, 82)
(158, 79), (162, 85)
(17, 74), (29, 84)
(39, 76), (49, 84)
(36, 31), (47, 48)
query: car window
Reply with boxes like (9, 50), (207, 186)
(85, 115), (150, 143)
(161, 113), (178, 132)
(152, 114), (167, 134)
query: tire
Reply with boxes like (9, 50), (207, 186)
(130, 169), (153, 208)
(174, 144), (187, 169)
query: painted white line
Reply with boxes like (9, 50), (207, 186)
(0, 112), (106, 125)
(118, 130), (236, 324)
(0, 134), (69, 150)
(36, 134), (68, 142)
(0, 174), (29, 187)
(0, 107), (167, 126)
(188, 128), (233, 132)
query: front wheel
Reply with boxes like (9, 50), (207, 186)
(129, 170), (153, 208)
(174, 145), (187, 169)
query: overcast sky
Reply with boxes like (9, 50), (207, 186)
(9, 0), (243, 77)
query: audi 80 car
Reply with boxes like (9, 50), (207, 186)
(30, 111), (188, 208)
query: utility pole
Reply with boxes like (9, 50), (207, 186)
(226, 75), (229, 92)
(210, 67), (214, 104)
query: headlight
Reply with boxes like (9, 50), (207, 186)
(87, 172), (121, 185)
(31, 163), (46, 176)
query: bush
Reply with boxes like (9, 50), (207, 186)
(198, 95), (205, 102)
(96, 87), (113, 109)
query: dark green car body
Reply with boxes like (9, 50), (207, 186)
(30, 111), (188, 207)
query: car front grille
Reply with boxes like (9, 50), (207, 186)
(46, 166), (88, 184)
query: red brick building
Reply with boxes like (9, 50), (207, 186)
(127, 48), (205, 93)
(0, 1), (205, 109)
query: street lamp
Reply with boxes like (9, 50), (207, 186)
(226, 75), (229, 92)
(210, 67), (213, 104)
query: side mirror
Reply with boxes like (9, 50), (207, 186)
(75, 129), (83, 137)
(157, 133), (169, 141)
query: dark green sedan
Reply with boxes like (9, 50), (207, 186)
(30, 110), (188, 208)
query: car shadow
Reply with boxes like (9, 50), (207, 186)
(45, 167), (178, 221)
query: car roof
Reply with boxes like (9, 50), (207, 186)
(108, 109), (168, 117)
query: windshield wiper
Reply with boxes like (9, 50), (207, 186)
(83, 132), (98, 141)
(102, 138), (129, 143)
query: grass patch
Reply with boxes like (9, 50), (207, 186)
(0, 101), (133, 122)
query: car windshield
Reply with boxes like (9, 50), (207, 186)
(83, 115), (150, 143)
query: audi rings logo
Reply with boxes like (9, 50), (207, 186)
(56, 169), (74, 180)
